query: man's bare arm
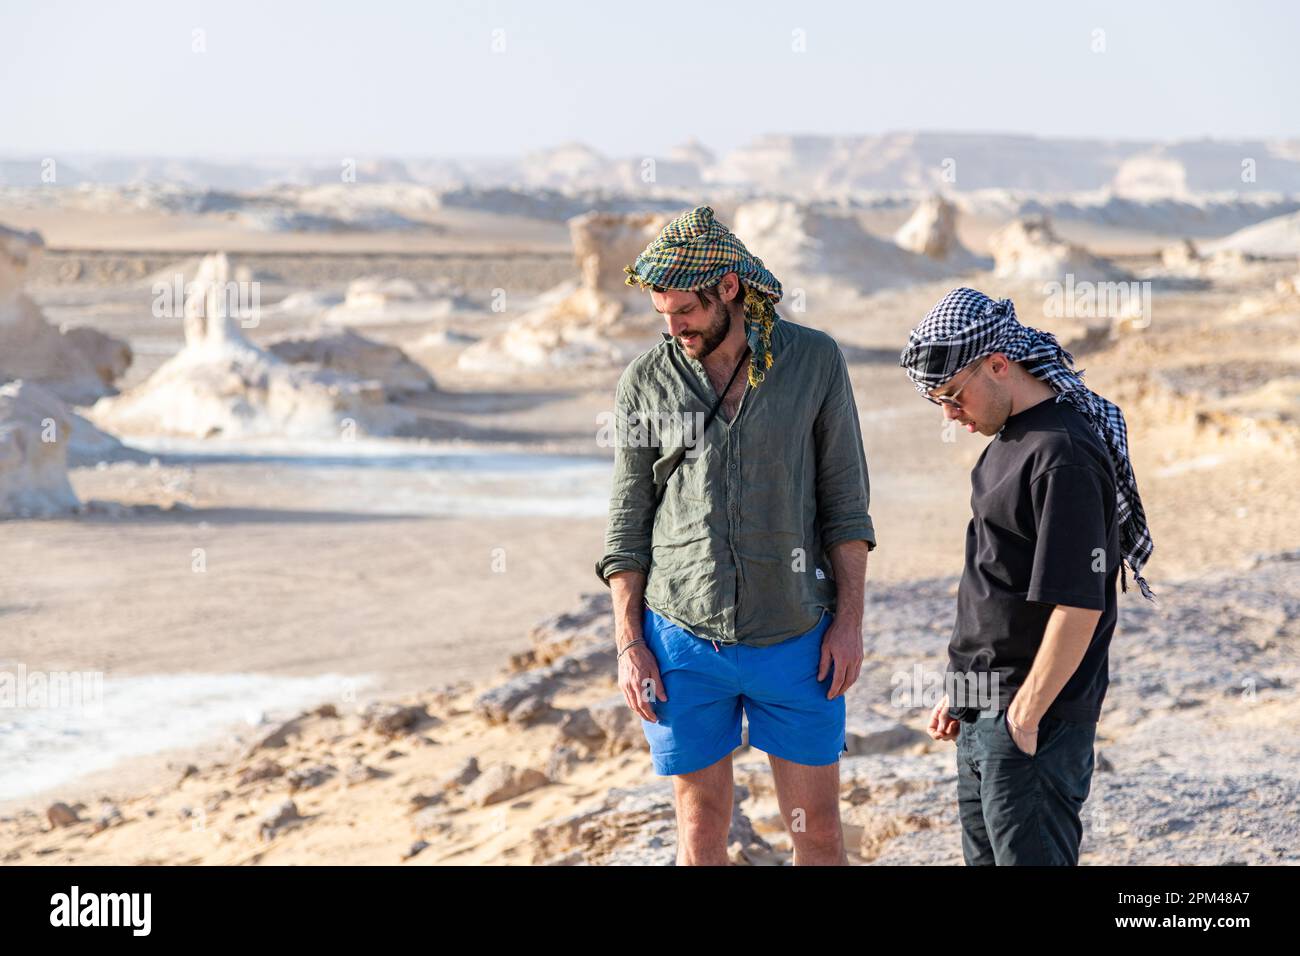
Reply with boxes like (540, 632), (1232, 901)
(1009, 604), (1102, 730)
(827, 539), (869, 629)
(608, 569), (647, 650)
(818, 539), (870, 697)
(609, 569), (666, 721)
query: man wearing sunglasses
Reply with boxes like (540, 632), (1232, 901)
(899, 287), (1155, 866)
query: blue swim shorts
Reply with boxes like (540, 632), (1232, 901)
(637, 604), (846, 775)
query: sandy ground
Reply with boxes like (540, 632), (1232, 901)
(5, 559), (1295, 866)
(0, 205), (572, 255)
(2, 205), (1297, 862)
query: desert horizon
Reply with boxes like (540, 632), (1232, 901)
(1, 3), (1296, 903)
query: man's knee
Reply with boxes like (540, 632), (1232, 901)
(672, 756), (734, 859)
(677, 796), (730, 837)
(789, 816), (844, 852)
(675, 797), (731, 863)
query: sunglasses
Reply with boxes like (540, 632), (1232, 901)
(925, 356), (986, 410)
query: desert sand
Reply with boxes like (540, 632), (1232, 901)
(2, 139), (1298, 863)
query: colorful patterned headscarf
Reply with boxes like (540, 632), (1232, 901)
(624, 205), (782, 387)
(900, 286), (1156, 602)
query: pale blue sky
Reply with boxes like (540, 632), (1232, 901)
(2, 0), (1295, 158)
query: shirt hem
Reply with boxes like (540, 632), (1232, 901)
(822, 527), (877, 554)
(594, 555), (649, 588)
(1025, 586), (1106, 610)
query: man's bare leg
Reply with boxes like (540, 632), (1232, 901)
(768, 753), (847, 865)
(671, 752), (734, 865)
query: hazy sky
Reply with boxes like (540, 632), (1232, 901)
(2, 0), (1296, 159)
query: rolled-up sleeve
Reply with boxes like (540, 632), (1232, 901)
(594, 374), (659, 586)
(813, 344), (877, 553)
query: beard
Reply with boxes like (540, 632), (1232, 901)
(679, 297), (732, 359)
(974, 380), (1013, 435)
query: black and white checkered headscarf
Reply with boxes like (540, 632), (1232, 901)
(900, 287), (1155, 601)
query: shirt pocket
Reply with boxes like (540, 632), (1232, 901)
(671, 443), (716, 503)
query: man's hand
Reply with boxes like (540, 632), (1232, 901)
(817, 615), (863, 699)
(619, 641), (667, 722)
(1005, 707), (1039, 756)
(1003, 602), (1099, 756)
(928, 693), (960, 741)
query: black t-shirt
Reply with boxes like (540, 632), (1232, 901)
(946, 396), (1120, 724)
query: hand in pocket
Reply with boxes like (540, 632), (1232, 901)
(1003, 710), (1038, 757)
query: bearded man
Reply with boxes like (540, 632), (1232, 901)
(595, 206), (876, 865)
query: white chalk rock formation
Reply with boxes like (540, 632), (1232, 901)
(60, 326), (133, 390)
(458, 211), (671, 372)
(0, 380), (81, 517)
(1158, 237), (1277, 284)
(988, 215), (1129, 282)
(0, 224), (41, 296)
(669, 138), (716, 170)
(893, 194), (979, 268)
(90, 253), (411, 439)
(731, 200), (952, 301)
(1205, 210), (1300, 259)
(1111, 152), (1191, 199)
(1227, 262), (1300, 322)
(1161, 239), (1202, 270)
(521, 142), (611, 190)
(262, 290), (345, 320)
(323, 276), (472, 326)
(266, 328), (436, 397)
(0, 224), (132, 403)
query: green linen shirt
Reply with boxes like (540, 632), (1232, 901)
(594, 316), (877, 646)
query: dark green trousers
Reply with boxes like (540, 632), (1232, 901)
(955, 707), (1098, 865)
